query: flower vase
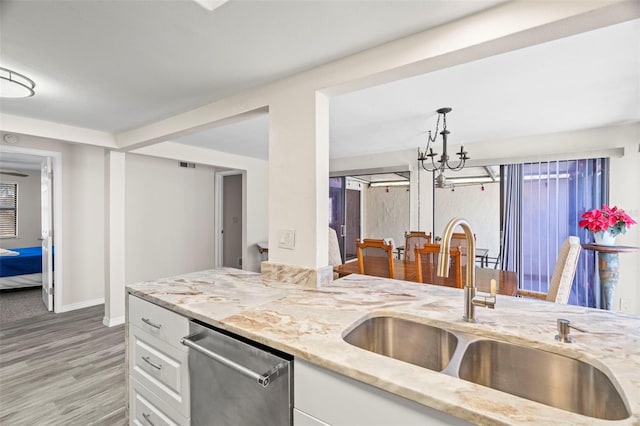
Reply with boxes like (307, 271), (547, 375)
(594, 230), (616, 246)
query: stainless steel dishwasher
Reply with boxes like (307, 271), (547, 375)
(181, 320), (293, 426)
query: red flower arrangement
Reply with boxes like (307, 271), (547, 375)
(579, 204), (637, 237)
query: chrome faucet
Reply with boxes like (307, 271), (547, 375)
(438, 217), (496, 322)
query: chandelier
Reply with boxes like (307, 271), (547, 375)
(417, 107), (469, 174)
(0, 67), (36, 98)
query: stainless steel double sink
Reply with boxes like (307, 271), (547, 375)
(343, 316), (630, 421)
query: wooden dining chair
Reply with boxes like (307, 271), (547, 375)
(450, 232), (476, 266)
(517, 236), (581, 304)
(404, 231), (432, 261)
(356, 238), (395, 279)
(414, 243), (463, 288)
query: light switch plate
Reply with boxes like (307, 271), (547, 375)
(278, 229), (295, 250)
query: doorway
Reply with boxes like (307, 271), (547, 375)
(329, 177), (362, 262)
(0, 146), (62, 319)
(215, 171), (244, 268)
(330, 172), (410, 263)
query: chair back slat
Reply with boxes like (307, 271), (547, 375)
(356, 238), (395, 279)
(404, 231), (432, 261)
(414, 243), (463, 288)
(449, 232), (476, 266)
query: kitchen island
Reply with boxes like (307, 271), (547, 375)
(127, 267), (640, 425)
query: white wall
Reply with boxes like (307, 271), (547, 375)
(0, 135), (105, 310)
(125, 153), (216, 284)
(0, 170), (40, 249)
(132, 142), (268, 273)
(66, 144), (106, 306)
(434, 182), (500, 258)
(363, 186), (410, 252)
(608, 140), (640, 313)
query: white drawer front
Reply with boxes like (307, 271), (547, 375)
(129, 295), (189, 350)
(130, 377), (189, 426)
(130, 325), (190, 416)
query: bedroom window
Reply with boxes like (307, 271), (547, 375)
(0, 182), (18, 238)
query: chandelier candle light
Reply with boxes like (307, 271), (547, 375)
(417, 107), (469, 187)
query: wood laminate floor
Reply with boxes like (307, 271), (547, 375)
(0, 304), (126, 425)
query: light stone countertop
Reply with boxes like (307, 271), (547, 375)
(127, 267), (640, 426)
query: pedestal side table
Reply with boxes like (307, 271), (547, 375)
(581, 244), (638, 310)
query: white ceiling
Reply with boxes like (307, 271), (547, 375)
(330, 18), (640, 159)
(174, 17), (640, 161)
(0, 0), (503, 132)
(0, 1), (638, 163)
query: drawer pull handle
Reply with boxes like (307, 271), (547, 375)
(141, 356), (162, 370)
(142, 412), (156, 426)
(141, 317), (162, 329)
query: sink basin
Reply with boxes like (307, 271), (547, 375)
(343, 316), (458, 372)
(458, 339), (630, 420)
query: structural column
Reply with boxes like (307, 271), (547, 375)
(263, 89), (331, 286)
(104, 150), (126, 326)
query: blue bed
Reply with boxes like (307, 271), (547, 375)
(0, 246), (51, 289)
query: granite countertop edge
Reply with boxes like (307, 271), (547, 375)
(126, 268), (640, 426)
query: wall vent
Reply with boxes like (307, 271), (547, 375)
(179, 162), (196, 168)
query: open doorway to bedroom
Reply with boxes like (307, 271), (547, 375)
(0, 147), (61, 323)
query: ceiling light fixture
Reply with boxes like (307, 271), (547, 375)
(192, 0), (229, 11)
(369, 181), (410, 188)
(417, 107), (469, 188)
(0, 67), (36, 98)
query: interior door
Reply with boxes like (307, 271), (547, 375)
(329, 178), (363, 262)
(41, 157), (53, 311)
(222, 174), (243, 268)
(329, 178), (345, 262)
(344, 189), (361, 261)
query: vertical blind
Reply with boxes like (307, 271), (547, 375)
(0, 182), (18, 238)
(519, 159), (608, 308)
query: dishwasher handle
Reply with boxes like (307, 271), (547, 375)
(181, 333), (287, 388)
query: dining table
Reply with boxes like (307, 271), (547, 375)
(333, 258), (517, 296)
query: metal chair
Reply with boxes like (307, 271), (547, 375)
(414, 243), (463, 288)
(356, 238), (395, 279)
(404, 231), (432, 261)
(517, 236), (581, 303)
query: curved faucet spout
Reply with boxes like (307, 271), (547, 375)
(438, 217), (476, 290)
(439, 218), (493, 323)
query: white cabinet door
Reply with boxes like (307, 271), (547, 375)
(295, 359), (472, 426)
(40, 157), (53, 311)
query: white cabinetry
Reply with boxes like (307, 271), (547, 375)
(294, 359), (471, 426)
(128, 295), (190, 425)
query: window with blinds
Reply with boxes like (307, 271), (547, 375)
(0, 183), (18, 238)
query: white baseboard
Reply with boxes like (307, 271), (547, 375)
(60, 297), (105, 313)
(103, 315), (125, 327)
